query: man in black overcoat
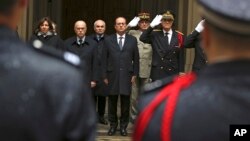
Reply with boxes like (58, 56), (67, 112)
(89, 19), (108, 125)
(65, 20), (98, 88)
(102, 17), (139, 136)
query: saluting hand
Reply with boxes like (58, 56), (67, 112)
(150, 15), (163, 28)
(127, 17), (140, 28)
(195, 19), (205, 33)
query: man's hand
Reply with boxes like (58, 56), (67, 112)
(179, 72), (186, 76)
(150, 15), (163, 28)
(104, 78), (109, 85)
(91, 81), (96, 88)
(131, 76), (136, 85)
(195, 19), (205, 33)
(127, 17), (140, 28)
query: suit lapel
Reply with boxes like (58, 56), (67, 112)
(170, 31), (178, 47)
(122, 34), (129, 51)
(111, 34), (120, 51)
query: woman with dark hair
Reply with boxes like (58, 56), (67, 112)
(29, 17), (65, 51)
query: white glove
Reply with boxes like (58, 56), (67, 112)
(195, 19), (205, 33)
(127, 17), (140, 27)
(150, 15), (163, 28)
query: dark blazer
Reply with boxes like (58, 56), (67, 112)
(89, 34), (109, 96)
(140, 27), (185, 81)
(64, 36), (98, 83)
(29, 34), (65, 51)
(184, 30), (207, 71)
(102, 34), (139, 95)
(137, 60), (250, 141)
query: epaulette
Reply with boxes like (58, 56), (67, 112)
(153, 29), (161, 32)
(143, 76), (175, 93)
(32, 40), (81, 68)
(175, 30), (184, 35)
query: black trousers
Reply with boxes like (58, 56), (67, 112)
(108, 95), (130, 129)
(94, 96), (106, 117)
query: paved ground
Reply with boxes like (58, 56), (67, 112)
(95, 97), (134, 141)
(96, 123), (133, 141)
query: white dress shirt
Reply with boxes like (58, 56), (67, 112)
(163, 29), (173, 45)
(116, 34), (126, 47)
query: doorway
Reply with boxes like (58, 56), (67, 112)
(61, 0), (141, 39)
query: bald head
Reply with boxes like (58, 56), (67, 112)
(74, 20), (87, 38)
(94, 19), (106, 35)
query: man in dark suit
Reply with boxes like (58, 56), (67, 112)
(184, 20), (207, 72)
(0, 0), (96, 140)
(140, 11), (185, 81)
(134, 0), (250, 141)
(102, 17), (139, 136)
(65, 20), (97, 88)
(89, 19), (108, 125)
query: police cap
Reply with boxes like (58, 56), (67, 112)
(198, 0), (250, 35)
(138, 12), (150, 21)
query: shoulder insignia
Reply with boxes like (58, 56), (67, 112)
(153, 29), (161, 32)
(32, 39), (81, 67)
(175, 30), (184, 35)
(143, 76), (175, 93)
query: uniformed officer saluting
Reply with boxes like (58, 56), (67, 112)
(184, 19), (208, 72)
(140, 10), (185, 81)
(134, 0), (250, 141)
(0, 0), (96, 141)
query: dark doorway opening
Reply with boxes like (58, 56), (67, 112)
(61, 0), (141, 39)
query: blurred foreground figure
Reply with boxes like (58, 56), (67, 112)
(134, 0), (250, 141)
(0, 0), (96, 140)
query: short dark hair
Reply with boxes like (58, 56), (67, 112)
(0, 0), (17, 15)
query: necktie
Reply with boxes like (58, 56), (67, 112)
(79, 39), (83, 46)
(165, 33), (169, 46)
(119, 37), (123, 50)
(97, 35), (101, 41)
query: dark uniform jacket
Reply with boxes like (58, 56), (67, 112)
(184, 30), (207, 71)
(29, 32), (65, 51)
(137, 60), (250, 141)
(140, 27), (185, 81)
(89, 34), (109, 96)
(64, 36), (98, 83)
(0, 26), (96, 141)
(102, 34), (139, 95)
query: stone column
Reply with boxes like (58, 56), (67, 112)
(18, 0), (33, 41)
